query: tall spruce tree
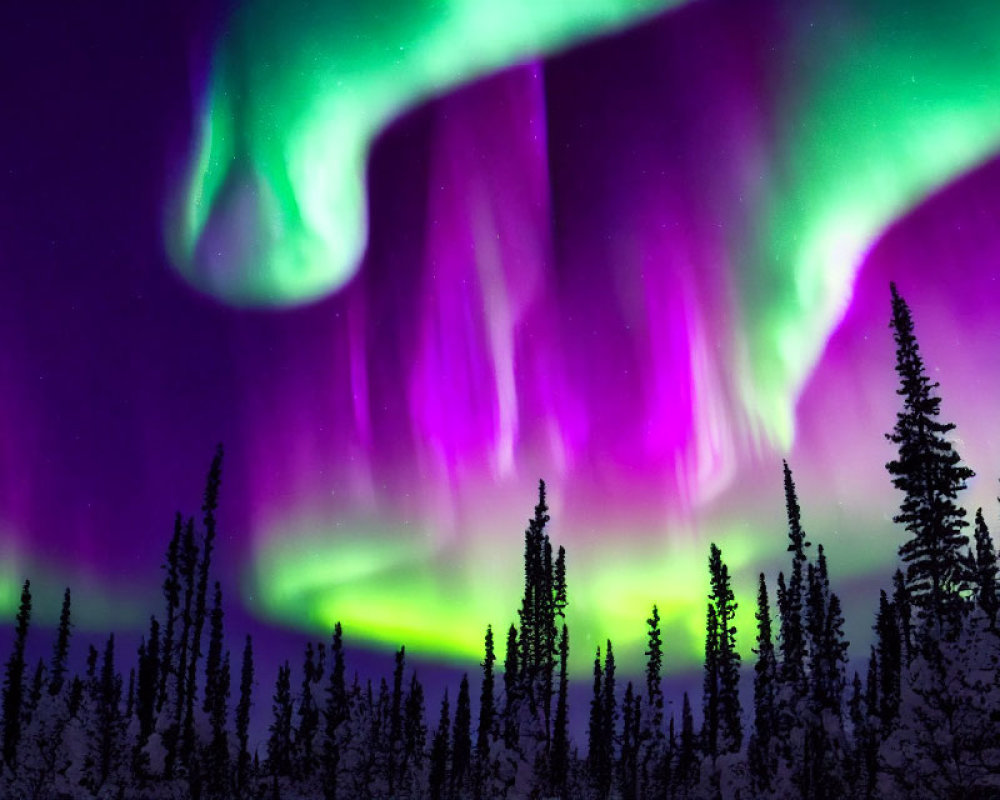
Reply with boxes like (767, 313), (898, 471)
(89, 633), (125, 795)
(749, 572), (777, 794)
(322, 622), (347, 800)
(588, 641), (616, 799)
(587, 646), (605, 793)
(775, 463), (814, 789)
(474, 625), (496, 800)
(802, 548), (849, 799)
(618, 682), (640, 800)
(136, 616), (160, 743)
(973, 507), (998, 624)
(702, 602), (719, 760)
(643, 605), (664, 736)
(158, 513), (182, 713)
(2, 579), (31, 770)
(780, 461), (810, 686)
(204, 585), (230, 798)
(677, 691), (697, 788)
(885, 282), (974, 636)
(550, 623), (570, 799)
(169, 514), (198, 775)
(502, 625), (519, 749)
(477, 625), (495, 760)
(517, 479), (558, 734)
(603, 642), (617, 793)
(388, 646), (406, 794)
(639, 605), (665, 798)
(403, 671), (426, 794)
(874, 590), (901, 732)
(235, 635), (254, 798)
(429, 690), (450, 800)
(184, 444), (224, 765)
(806, 546), (848, 716)
(554, 546), (567, 619)
(268, 662), (293, 778)
(203, 584), (226, 724)
(847, 670), (868, 792)
(451, 674), (472, 798)
(865, 645), (878, 728)
(25, 658), (45, 731)
(49, 587), (71, 697)
(860, 655), (881, 799)
(295, 641), (321, 780)
(708, 543), (742, 753)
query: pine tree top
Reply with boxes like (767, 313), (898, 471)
(885, 282), (974, 633)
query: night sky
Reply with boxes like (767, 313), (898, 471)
(3, 0), (1000, 678)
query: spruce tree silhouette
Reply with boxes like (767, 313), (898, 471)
(235, 635), (254, 798)
(451, 673), (471, 797)
(476, 624), (495, 759)
(639, 605), (665, 798)
(203, 584), (225, 721)
(135, 615), (159, 752)
(886, 282), (974, 638)
(749, 572), (777, 794)
(404, 670), (427, 793)
(165, 515), (196, 779)
(874, 590), (901, 732)
(587, 645), (605, 794)
(24, 660), (44, 744)
(600, 640), (616, 797)
(1, 578), (31, 770)
(802, 546), (849, 799)
(388, 646), (406, 794)
(294, 641), (320, 780)
(709, 543), (742, 754)
(550, 623), (570, 798)
(157, 513), (181, 715)
(972, 507), (999, 625)
(428, 690), (450, 800)
(184, 443), (224, 769)
(204, 582), (230, 798)
(322, 622), (346, 800)
(779, 461), (810, 688)
(677, 691), (697, 788)
(89, 633), (124, 795)
(619, 681), (640, 800)
(502, 624), (519, 749)
(48, 587), (71, 698)
(892, 568), (913, 663)
(517, 478), (559, 737)
(267, 662), (293, 779)
(702, 600), (720, 760)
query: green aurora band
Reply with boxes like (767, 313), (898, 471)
(251, 500), (897, 673)
(745, 1), (1000, 446)
(168, 0), (684, 306)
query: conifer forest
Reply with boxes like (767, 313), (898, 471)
(2, 282), (999, 799)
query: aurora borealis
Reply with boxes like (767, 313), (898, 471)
(4, 0), (1000, 673)
(168, 0), (684, 308)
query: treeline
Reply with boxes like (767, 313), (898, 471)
(1, 282), (999, 799)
